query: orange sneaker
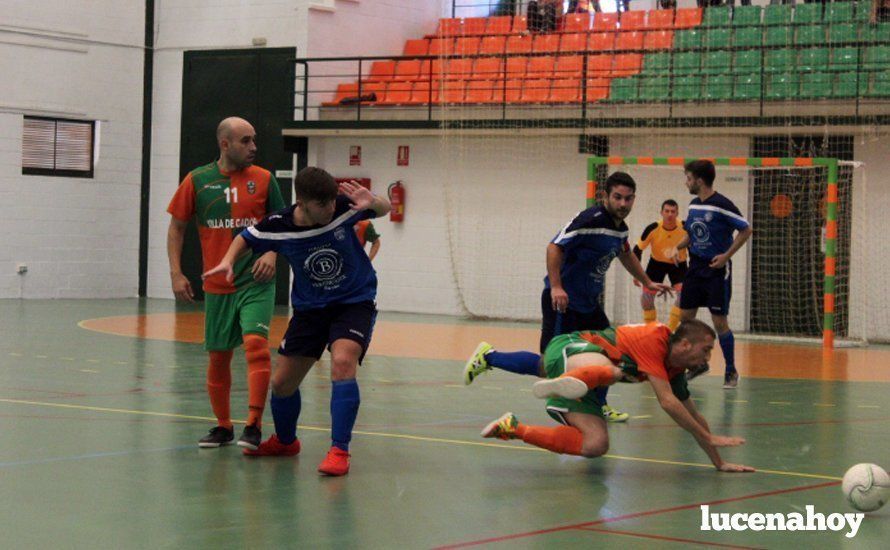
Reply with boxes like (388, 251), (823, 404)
(242, 435), (301, 457)
(318, 447), (350, 476)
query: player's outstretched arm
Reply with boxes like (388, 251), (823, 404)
(340, 180), (391, 217)
(202, 235), (250, 283)
(619, 249), (672, 296)
(649, 377), (754, 472)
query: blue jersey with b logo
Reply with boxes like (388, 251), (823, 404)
(685, 192), (750, 275)
(240, 195), (377, 310)
(544, 205), (630, 313)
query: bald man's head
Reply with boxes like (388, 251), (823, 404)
(216, 117), (257, 171)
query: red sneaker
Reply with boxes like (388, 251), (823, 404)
(317, 447), (350, 476)
(242, 435), (301, 457)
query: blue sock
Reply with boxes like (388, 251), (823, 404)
(486, 351), (541, 376)
(594, 386), (609, 406)
(331, 379), (360, 452)
(719, 331), (736, 375)
(270, 389), (301, 445)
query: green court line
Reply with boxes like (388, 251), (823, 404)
(0, 397), (841, 481)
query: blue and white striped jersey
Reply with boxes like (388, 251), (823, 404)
(685, 192), (750, 269)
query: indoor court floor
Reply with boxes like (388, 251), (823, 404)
(0, 298), (887, 548)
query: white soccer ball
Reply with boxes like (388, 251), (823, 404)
(842, 463), (890, 512)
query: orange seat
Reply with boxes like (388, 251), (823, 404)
(549, 78), (581, 102)
(563, 13), (591, 33)
(430, 59), (447, 80)
(472, 57), (505, 79)
(454, 37), (480, 55)
(324, 83), (358, 106)
(479, 35), (506, 55)
(527, 56), (555, 78)
(410, 81), (433, 104)
(619, 10), (646, 31)
(503, 79), (522, 102)
(428, 38), (454, 56)
(646, 9), (675, 30)
(436, 18), (462, 37)
(512, 15), (528, 34)
(533, 34), (561, 53)
(560, 33), (588, 53)
(379, 81), (413, 105)
(463, 17), (487, 36)
(643, 31), (673, 50)
(369, 61), (396, 81)
(486, 16), (513, 35)
(616, 31), (644, 50)
(585, 78), (610, 101)
(555, 55), (584, 78)
(403, 39), (429, 57)
(520, 78), (551, 103)
(589, 32), (615, 51)
(593, 12), (619, 31)
(466, 79), (497, 103)
(613, 53), (642, 76)
(394, 60), (422, 80)
(506, 56), (529, 77)
(674, 8), (703, 29)
(506, 34), (534, 54)
(357, 81), (386, 103)
(445, 58), (474, 79)
(437, 80), (467, 104)
(586, 54), (614, 77)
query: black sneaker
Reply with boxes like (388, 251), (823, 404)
(237, 424), (262, 451)
(686, 363), (710, 382)
(198, 426), (234, 448)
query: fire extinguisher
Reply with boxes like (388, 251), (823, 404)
(388, 181), (405, 223)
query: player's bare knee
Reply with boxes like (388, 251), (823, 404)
(581, 438), (609, 458)
(330, 356), (358, 381)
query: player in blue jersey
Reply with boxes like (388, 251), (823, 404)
(203, 167), (391, 476)
(670, 160), (753, 389)
(465, 172), (671, 422)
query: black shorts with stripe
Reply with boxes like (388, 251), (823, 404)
(645, 259), (687, 286)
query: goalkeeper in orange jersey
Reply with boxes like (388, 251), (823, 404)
(633, 199), (688, 331)
(470, 320), (754, 473)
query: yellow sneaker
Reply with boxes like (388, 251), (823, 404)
(602, 404), (629, 423)
(464, 341), (493, 385)
(480, 412), (519, 440)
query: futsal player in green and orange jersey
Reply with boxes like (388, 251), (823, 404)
(167, 117), (285, 450)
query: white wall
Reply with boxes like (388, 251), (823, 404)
(0, 1), (145, 298)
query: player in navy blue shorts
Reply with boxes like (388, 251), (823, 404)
(670, 160), (753, 389)
(203, 167), (390, 475)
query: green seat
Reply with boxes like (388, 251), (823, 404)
(763, 4), (793, 26)
(733, 27), (762, 48)
(765, 49), (796, 72)
(704, 74), (734, 100)
(764, 26), (792, 47)
(826, 2), (855, 23)
(734, 73), (762, 99)
(732, 6), (762, 27)
(675, 29), (702, 49)
(831, 72), (864, 98)
(703, 50), (732, 75)
(767, 73), (800, 99)
(864, 46), (890, 69)
(856, 0), (873, 21)
(733, 49), (762, 74)
(863, 23), (890, 43)
(671, 76), (701, 101)
(639, 77), (670, 101)
(702, 6), (731, 27)
(796, 26), (825, 46)
(829, 23), (858, 43)
(609, 77), (639, 101)
(866, 71), (890, 97)
(830, 47), (860, 71)
(799, 48), (830, 72)
(794, 3), (823, 24)
(800, 72), (833, 99)
(642, 52), (670, 74)
(674, 51), (702, 74)
(704, 28), (731, 49)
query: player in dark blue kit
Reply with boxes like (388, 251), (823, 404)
(203, 167), (391, 476)
(465, 172), (671, 422)
(670, 160), (753, 389)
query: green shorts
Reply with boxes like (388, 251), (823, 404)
(203, 283), (275, 351)
(541, 333), (608, 424)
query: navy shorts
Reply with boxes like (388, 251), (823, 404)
(679, 263), (732, 316)
(279, 300), (377, 363)
(540, 288), (610, 353)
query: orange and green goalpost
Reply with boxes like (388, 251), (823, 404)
(587, 156), (840, 349)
